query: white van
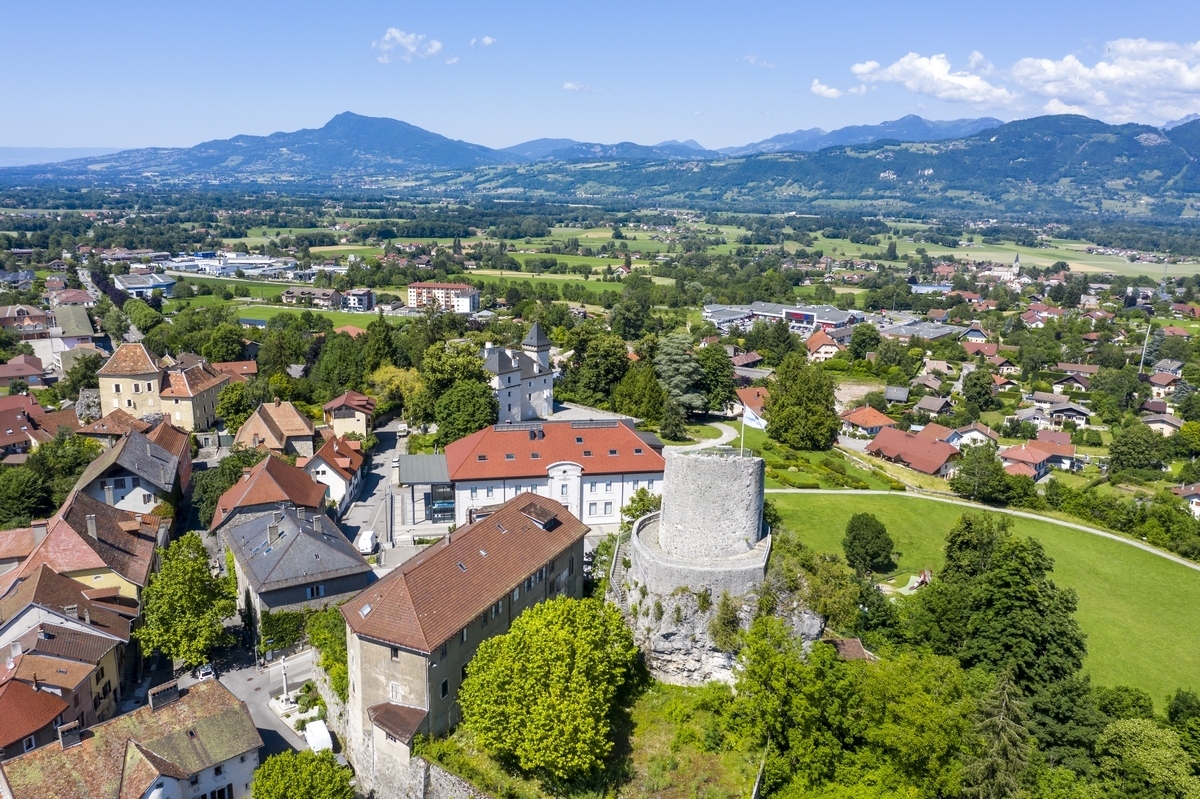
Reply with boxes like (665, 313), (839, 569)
(355, 529), (377, 556)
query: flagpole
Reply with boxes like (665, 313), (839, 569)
(740, 413), (746, 457)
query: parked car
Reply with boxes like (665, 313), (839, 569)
(196, 664), (215, 681)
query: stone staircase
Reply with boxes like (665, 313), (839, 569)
(607, 534), (632, 607)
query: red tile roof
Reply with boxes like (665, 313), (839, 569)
(915, 423), (954, 442)
(963, 342), (998, 357)
(210, 455), (326, 530)
(1000, 444), (1052, 466)
(806, 330), (840, 354)
(342, 494), (587, 653)
(323, 390), (377, 416)
(736, 387), (769, 417)
(159, 356), (227, 398)
(730, 351), (764, 367)
(334, 325), (368, 338)
(233, 400), (315, 452)
(211, 361), (258, 383)
(309, 435), (364, 482)
(1004, 462), (1037, 478)
(0, 564), (132, 644)
(865, 427), (959, 475)
(444, 421), (665, 481)
(840, 406), (896, 430)
(0, 678), (69, 749)
(77, 409), (151, 438)
(97, 344), (158, 376)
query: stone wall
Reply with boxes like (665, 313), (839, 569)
(310, 659), (348, 743)
(658, 449), (764, 558)
(628, 513), (770, 598)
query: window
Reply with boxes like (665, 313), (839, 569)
(476, 454), (487, 462)
(96, 666), (105, 682)
(511, 586), (520, 602)
(306, 584), (326, 600)
(173, 398), (179, 405)
(113, 383), (121, 394)
(530, 452), (540, 459)
(604, 502), (613, 515)
(470, 487), (477, 499)
(492, 600), (502, 617)
(633, 479), (639, 490)
(504, 454), (515, 461)
(634, 448), (644, 455)
(214, 765), (224, 777)
(146, 382), (153, 392)
(605, 481), (613, 492)
(582, 450), (592, 457)
(648, 479), (655, 490)
(390, 647), (399, 661)
(486, 486), (494, 498)
(588, 502), (597, 516)
(608, 449), (617, 456)
(22, 735), (35, 752)
(126, 399), (133, 408)
(390, 681), (402, 700)
(589, 482), (596, 493)
(440, 642), (447, 659)
(133, 383), (141, 394)
(114, 478), (126, 490)
(560, 483), (568, 496)
(441, 679), (449, 699)
(569, 555), (575, 576)
(131, 477), (140, 488)
(189, 776), (199, 787)
(575, 436), (583, 444)
(460, 628), (467, 644)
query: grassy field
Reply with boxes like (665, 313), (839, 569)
(233, 304), (378, 328)
(770, 493), (1200, 702)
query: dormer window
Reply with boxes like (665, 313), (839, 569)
(477, 454), (487, 461)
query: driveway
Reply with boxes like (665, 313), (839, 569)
(672, 422), (739, 452)
(340, 421), (406, 547)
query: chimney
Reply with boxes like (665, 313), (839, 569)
(274, 397), (281, 407)
(268, 523), (279, 544)
(158, 519), (170, 541)
(148, 680), (180, 710)
(273, 510), (283, 524)
(242, 469), (252, 482)
(63, 604), (78, 619)
(85, 514), (97, 539)
(10, 641), (21, 659)
(84, 607), (91, 626)
(58, 720), (82, 750)
(32, 519), (48, 545)
(103, 484), (114, 505)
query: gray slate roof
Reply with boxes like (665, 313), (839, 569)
(914, 395), (952, 413)
(1155, 359), (1185, 373)
(53, 305), (94, 338)
(397, 454), (451, 485)
(884, 386), (910, 403)
(221, 508), (374, 594)
(522, 322), (550, 349)
(77, 430), (179, 493)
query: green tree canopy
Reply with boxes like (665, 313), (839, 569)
(214, 381), (255, 432)
(612, 362), (667, 424)
(200, 322), (245, 363)
(962, 367), (999, 414)
(434, 380), (498, 446)
(848, 323), (881, 362)
(250, 750), (354, 799)
(459, 597), (638, 785)
(1096, 719), (1200, 798)
(765, 354), (839, 451)
(134, 533), (236, 667)
(842, 513), (894, 574)
(950, 445), (1012, 504)
(59, 352), (103, 403)
(696, 343), (736, 412)
(1109, 422), (1163, 473)
(654, 332), (707, 414)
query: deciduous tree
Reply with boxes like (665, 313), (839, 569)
(251, 750), (354, 799)
(434, 381), (498, 445)
(765, 354), (839, 451)
(842, 512), (894, 574)
(696, 343), (736, 412)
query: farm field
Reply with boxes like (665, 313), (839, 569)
(770, 492), (1200, 702)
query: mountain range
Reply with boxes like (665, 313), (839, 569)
(5, 112), (1200, 215)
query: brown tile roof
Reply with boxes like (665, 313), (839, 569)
(233, 400), (315, 452)
(0, 565), (132, 644)
(444, 421), (665, 482)
(0, 677), (69, 749)
(915, 423), (954, 442)
(730, 351), (764, 367)
(1005, 462), (1037, 478)
(37, 407), (82, 435)
(992, 373), (1016, 387)
(1000, 444), (1053, 466)
(17, 623), (122, 665)
(342, 494), (587, 653)
(211, 361), (258, 383)
(334, 325), (368, 338)
(8, 652), (95, 693)
(15, 491), (162, 591)
(146, 420), (189, 461)
(805, 330), (840, 354)
(0, 354), (43, 379)
(323, 390), (377, 415)
(0, 525), (36, 560)
(309, 435), (365, 482)
(736, 387), (769, 417)
(77, 409), (152, 438)
(0, 680), (262, 799)
(210, 455), (326, 530)
(97, 344), (159, 376)
(840, 406), (896, 430)
(964, 342), (998, 357)
(0, 394), (45, 450)
(865, 427), (959, 475)
(159, 356), (227, 398)
(1150, 372), (1179, 387)
(954, 422), (999, 442)
(1056, 362), (1099, 375)
(368, 703), (427, 744)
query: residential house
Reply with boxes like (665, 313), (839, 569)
(0, 355), (44, 388)
(840, 406), (896, 436)
(302, 435), (365, 514)
(1054, 373), (1090, 394)
(910, 374), (943, 392)
(55, 343), (105, 374)
(1048, 402), (1092, 428)
(959, 322), (990, 344)
(74, 431), (180, 515)
(1172, 484), (1200, 519)
(221, 507), (374, 617)
(883, 386), (910, 404)
(1150, 372), (1180, 398)
(0, 679), (261, 799)
(1143, 413), (1184, 436)
(323, 391), (377, 438)
(444, 420), (665, 529)
(74, 410), (152, 449)
(914, 395), (953, 416)
(340, 494), (587, 782)
(945, 422), (999, 448)
(483, 326), (554, 424)
(805, 330), (843, 363)
(0, 306), (51, 340)
(212, 361), (258, 383)
(406, 282), (480, 313)
(43, 276), (66, 292)
(915, 423), (954, 443)
(209, 455), (327, 532)
(922, 359), (955, 377)
(865, 427), (960, 477)
(0, 678), (68, 761)
(736, 387), (769, 430)
(1154, 359), (1185, 377)
(97, 345), (227, 432)
(342, 288), (376, 312)
(4, 491), (168, 601)
(927, 308), (949, 324)
(233, 399), (316, 456)
(730, 351), (764, 368)
(51, 306), (94, 349)
(963, 341), (998, 358)
(0, 395), (52, 457)
(281, 287), (342, 308)
(993, 373), (1019, 391)
(987, 355), (1020, 375)
(48, 289), (93, 308)
(1057, 363), (1099, 377)
(1011, 406), (1054, 430)
(1162, 326), (1191, 340)
(1000, 444), (1055, 480)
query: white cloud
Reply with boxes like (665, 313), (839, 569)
(853, 52), (1016, 105)
(742, 55), (776, 69)
(968, 50), (995, 75)
(562, 81), (588, 92)
(1010, 38), (1200, 123)
(481, 35), (495, 46)
(445, 56), (459, 65)
(810, 79), (842, 99)
(848, 84), (868, 95)
(373, 28), (442, 63)
(1044, 97), (1088, 115)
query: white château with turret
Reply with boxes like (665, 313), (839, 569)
(483, 322), (554, 423)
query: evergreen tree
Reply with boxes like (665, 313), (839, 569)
(842, 513), (894, 574)
(659, 396), (688, 441)
(654, 332), (707, 414)
(612, 362), (667, 424)
(962, 672), (1031, 799)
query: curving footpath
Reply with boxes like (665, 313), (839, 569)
(671, 422), (740, 452)
(764, 488), (1200, 574)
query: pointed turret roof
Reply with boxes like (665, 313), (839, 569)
(522, 322), (550, 350)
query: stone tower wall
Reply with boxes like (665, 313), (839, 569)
(658, 450), (764, 558)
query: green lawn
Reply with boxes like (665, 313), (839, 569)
(770, 493), (1200, 702)
(234, 304), (378, 328)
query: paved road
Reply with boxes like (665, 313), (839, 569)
(340, 421), (405, 545)
(764, 488), (1200, 574)
(209, 650), (315, 758)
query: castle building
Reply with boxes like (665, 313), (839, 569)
(483, 323), (554, 424)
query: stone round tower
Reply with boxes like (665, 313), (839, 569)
(657, 449), (764, 558)
(626, 447), (770, 598)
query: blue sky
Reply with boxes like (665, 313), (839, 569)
(3, 0), (1199, 149)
